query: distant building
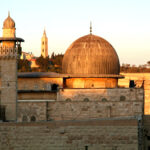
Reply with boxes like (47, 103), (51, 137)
(20, 51), (39, 68)
(20, 51), (34, 60)
(20, 29), (49, 68)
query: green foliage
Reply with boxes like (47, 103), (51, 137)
(49, 52), (64, 73)
(120, 63), (150, 73)
(19, 52), (64, 73)
(147, 61), (150, 66)
(51, 52), (55, 59)
(18, 59), (31, 72)
(36, 55), (50, 72)
(51, 54), (63, 66)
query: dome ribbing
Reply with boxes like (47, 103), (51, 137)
(3, 14), (15, 29)
(62, 34), (120, 77)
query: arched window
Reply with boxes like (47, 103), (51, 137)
(101, 98), (107, 102)
(120, 96), (126, 101)
(30, 116), (36, 122)
(22, 115), (28, 122)
(83, 98), (89, 102)
(66, 98), (71, 102)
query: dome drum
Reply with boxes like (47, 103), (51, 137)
(63, 77), (118, 88)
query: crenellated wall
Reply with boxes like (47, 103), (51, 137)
(0, 47), (18, 58)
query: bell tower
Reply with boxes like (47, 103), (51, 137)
(0, 12), (24, 121)
(41, 29), (48, 58)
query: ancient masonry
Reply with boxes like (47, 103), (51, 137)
(0, 47), (18, 121)
(0, 13), (149, 150)
(0, 13), (24, 121)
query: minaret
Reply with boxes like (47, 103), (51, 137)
(0, 13), (24, 121)
(41, 29), (48, 58)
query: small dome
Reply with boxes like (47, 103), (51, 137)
(62, 34), (120, 76)
(3, 14), (15, 29)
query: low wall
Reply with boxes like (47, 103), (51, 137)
(0, 119), (139, 150)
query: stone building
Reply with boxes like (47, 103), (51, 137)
(0, 13), (149, 150)
(20, 52), (34, 60)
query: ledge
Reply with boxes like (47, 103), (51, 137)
(0, 37), (24, 42)
(18, 90), (57, 93)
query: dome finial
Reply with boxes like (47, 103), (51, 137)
(8, 11), (10, 17)
(90, 21), (92, 34)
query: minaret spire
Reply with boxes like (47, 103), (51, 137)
(90, 21), (92, 34)
(43, 27), (46, 36)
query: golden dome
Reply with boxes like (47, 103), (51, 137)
(62, 34), (120, 77)
(3, 13), (15, 29)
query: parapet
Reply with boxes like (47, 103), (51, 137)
(0, 46), (20, 59)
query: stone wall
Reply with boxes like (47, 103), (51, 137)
(142, 115), (150, 150)
(48, 101), (142, 121)
(18, 77), (63, 90)
(17, 101), (47, 122)
(17, 88), (144, 122)
(0, 58), (17, 121)
(0, 119), (139, 150)
(51, 88), (143, 121)
(18, 91), (57, 100)
(58, 88), (143, 102)
(119, 73), (150, 114)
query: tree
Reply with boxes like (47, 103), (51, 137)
(18, 59), (31, 72)
(50, 53), (64, 73)
(36, 55), (50, 72)
(147, 61), (150, 68)
(120, 62), (150, 73)
(51, 52), (55, 59)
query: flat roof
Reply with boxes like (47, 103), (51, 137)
(18, 72), (64, 78)
(18, 72), (124, 78)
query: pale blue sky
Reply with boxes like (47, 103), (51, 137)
(0, 0), (150, 65)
